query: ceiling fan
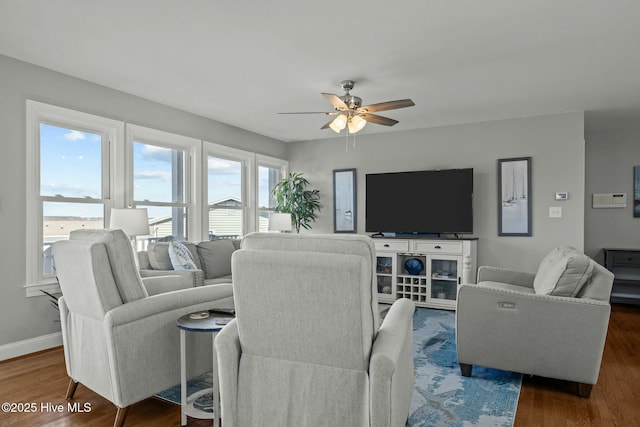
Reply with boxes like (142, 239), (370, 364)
(279, 80), (415, 134)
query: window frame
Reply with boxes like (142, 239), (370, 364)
(256, 154), (289, 232)
(125, 124), (201, 242)
(25, 100), (123, 296)
(203, 142), (251, 239)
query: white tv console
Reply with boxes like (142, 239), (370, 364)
(373, 237), (477, 310)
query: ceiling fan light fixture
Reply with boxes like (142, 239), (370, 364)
(329, 114), (347, 133)
(348, 115), (367, 134)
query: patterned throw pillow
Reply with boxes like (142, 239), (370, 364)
(168, 241), (197, 271)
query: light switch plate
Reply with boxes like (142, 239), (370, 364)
(549, 206), (562, 218)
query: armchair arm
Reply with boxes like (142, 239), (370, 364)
(141, 275), (190, 295)
(456, 284), (610, 385)
(102, 284), (234, 408)
(106, 283), (233, 326)
(370, 299), (415, 427)
(215, 319), (241, 427)
(477, 266), (535, 288)
(140, 268), (205, 287)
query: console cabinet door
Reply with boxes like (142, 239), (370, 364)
(375, 252), (396, 303)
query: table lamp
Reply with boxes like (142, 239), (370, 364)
(268, 212), (292, 233)
(109, 208), (150, 238)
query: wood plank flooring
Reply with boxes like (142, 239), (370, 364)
(0, 303), (638, 426)
(514, 303), (640, 426)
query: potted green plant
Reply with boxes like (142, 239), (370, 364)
(271, 172), (321, 233)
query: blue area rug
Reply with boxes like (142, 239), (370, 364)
(157, 308), (521, 426)
(155, 373), (213, 408)
(409, 308), (521, 427)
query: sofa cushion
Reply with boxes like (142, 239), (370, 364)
(197, 239), (236, 279)
(147, 243), (173, 270)
(169, 241), (198, 270)
(533, 246), (594, 297)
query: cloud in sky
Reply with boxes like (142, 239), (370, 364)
(41, 182), (99, 198)
(208, 157), (241, 175)
(64, 130), (86, 141)
(135, 170), (172, 182)
(139, 144), (172, 163)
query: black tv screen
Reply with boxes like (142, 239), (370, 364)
(365, 168), (473, 235)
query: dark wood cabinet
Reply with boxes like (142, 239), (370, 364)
(603, 248), (640, 305)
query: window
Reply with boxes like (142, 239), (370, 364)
(26, 101), (287, 296)
(205, 144), (248, 240)
(204, 144), (288, 238)
(257, 155), (288, 232)
(126, 125), (200, 245)
(26, 101), (122, 295)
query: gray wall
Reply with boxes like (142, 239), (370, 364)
(585, 126), (640, 263)
(288, 112), (586, 273)
(0, 54), (287, 348)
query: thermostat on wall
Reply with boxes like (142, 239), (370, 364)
(592, 193), (627, 208)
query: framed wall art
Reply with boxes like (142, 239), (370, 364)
(498, 157), (532, 236)
(635, 165), (640, 217)
(333, 168), (357, 233)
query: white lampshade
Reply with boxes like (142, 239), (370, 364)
(109, 208), (150, 236)
(348, 115), (367, 134)
(329, 114), (347, 133)
(268, 212), (292, 232)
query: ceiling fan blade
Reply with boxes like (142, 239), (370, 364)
(278, 111), (335, 114)
(360, 113), (399, 126)
(320, 118), (335, 130)
(322, 93), (348, 110)
(358, 99), (415, 113)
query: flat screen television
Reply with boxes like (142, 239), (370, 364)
(365, 168), (473, 235)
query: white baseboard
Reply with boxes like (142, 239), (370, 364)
(0, 332), (62, 361)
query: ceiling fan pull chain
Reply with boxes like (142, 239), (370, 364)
(345, 129), (349, 152)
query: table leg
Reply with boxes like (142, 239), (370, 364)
(212, 331), (220, 427)
(180, 329), (187, 426)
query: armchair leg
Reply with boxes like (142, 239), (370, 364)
(459, 363), (473, 377)
(65, 378), (79, 399)
(114, 406), (129, 427)
(576, 383), (593, 398)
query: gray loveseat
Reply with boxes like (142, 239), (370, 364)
(138, 239), (240, 288)
(456, 246), (614, 397)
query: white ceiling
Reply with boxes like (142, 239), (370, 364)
(1, 1), (640, 142)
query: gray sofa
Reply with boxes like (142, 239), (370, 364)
(138, 239), (240, 288)
(456, 246), (614, 397)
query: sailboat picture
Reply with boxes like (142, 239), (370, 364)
(498, 157), (531, 236)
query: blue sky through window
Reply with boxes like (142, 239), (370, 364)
(41, 123), (277, 220)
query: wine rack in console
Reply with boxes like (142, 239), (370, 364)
(374, 238), (477, 310)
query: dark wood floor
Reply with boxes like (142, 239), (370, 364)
(1, 304), (638, 426)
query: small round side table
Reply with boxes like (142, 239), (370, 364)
(177, 311), (232, 427)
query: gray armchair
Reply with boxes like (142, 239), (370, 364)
(456, 246), (614, 397)
(54, 229), (234, 426)
(215, 233), (415, 427)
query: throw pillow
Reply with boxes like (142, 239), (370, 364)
(533, 246), (593, 297)
(169, 241), (198, 271)
(196, 239), (235, 279)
